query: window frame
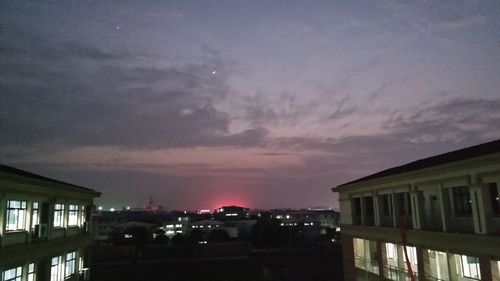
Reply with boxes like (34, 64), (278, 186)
(80, 205), (86, 226)
(452, 186), (472, 217)
(460, 255), (481, 280)
(31, 202), (40, 229)
(65, 252), (77, 277)
(2, 266), (22, 281)
(51, 256), (63, 281)
(6, 200), (27, 232)
(28, 263), (35, 281)
(53, 204), (65, 228)
(68, 205), (79, 226)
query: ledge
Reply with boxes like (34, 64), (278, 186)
(341, 224), (500, 258)
(0, 234), (93, 268)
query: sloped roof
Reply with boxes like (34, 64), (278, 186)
(1, 164), (100, 195)
(336, 139), (500, 188)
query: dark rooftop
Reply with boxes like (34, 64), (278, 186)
(1, 164), (100, 194)
(336, 139), (500, 188)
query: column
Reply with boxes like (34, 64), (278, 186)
(438, 185), (450, 232)
(470, 183), (492, 234)
(410, 192), (424, 230)
(360, 197), (366, 226)
(417, 246), (429, 281)
(447, 253), (458, 281)
(397, 244), (406, 281)
(374, 195), (381, 227)
(378, 241), (387, 280)
(491, 260), (500, 281)
(479, 255), (492, 281)
(342, 234), (356, 281)
(391, 192), (398, 227)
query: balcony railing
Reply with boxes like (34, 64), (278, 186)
(385, 265), (417, 281)
(427, 276), (446, 281)
(355, 256), (379, 275)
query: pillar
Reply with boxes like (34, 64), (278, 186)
(470, 183), (492, 234)
(438, 185), (450, 232)
(417, 246), (429, 281)
(342, 234), (356, 281)
(479, 255), (492, 281)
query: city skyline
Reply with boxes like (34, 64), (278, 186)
(1, 0), (500, 210)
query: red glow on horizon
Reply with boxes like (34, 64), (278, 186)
(211, 196), (250, 210)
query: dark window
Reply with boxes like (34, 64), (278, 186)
(382, 194), (392, 216)
(364, 197), (374, 215)
(452, 186), (472, 216)
(489, 183), (500, 216)
(396, 193), (411, 215)
(353, 198), (361, 215)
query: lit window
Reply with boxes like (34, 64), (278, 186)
(459, 255), (481, 280)
(51, 256), (63, 281)
(3, 266), (22, 281)
(403, 246), (418, 265)
(53, 204), (65, 227)
(28, 263), (35, 281)
(80, 205), (86, 226)
(31, 202), (40, 229)
(65, 252), (76, 277)
(6, 200), (27, 231)
(68, 205), (79, 226)
(386, 243), (397, 260)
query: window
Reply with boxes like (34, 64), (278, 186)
(353, 198), (361, 215)
(364, 197), (374, 215)
(31, 202), (40, 229)
(51, 256), (63, 281)
(396, 193), (411, 215)
(386, 243), (397, 260)
(489, 183), (500, 216)
(65, 252), (77, 277)
(6, 200), (27, 231)
(382, 194), (392, 216)
(403, 246), (418, 266)
(80, 205), (86, 226)
(28, 263), (35, 281)
(53, 204), (65, 227)
(452, 186), (472, 216)
(459, 255), (481, 280)
(68, 205), (79, 226)
(3, 267), (22, 281)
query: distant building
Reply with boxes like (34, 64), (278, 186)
(333, 140), (500, 281)
(271, 209), (340, 231)
(0, 165), (100, 281)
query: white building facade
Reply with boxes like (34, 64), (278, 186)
(333, 140), (500, 281)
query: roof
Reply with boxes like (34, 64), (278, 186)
(336, 139), (500, 189)
(0, 164), (100, 195)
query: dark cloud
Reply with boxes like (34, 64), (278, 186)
(0, 29), (264, 149)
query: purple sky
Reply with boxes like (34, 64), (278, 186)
(1, 0), (500, 210)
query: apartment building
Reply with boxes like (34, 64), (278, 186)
(333, 140), (500, 281)
(0, 165), (100, 281)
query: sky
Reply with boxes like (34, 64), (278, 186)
(1, 0), (500, 211)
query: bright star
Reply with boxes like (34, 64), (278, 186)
(212, 70), (216, 75)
